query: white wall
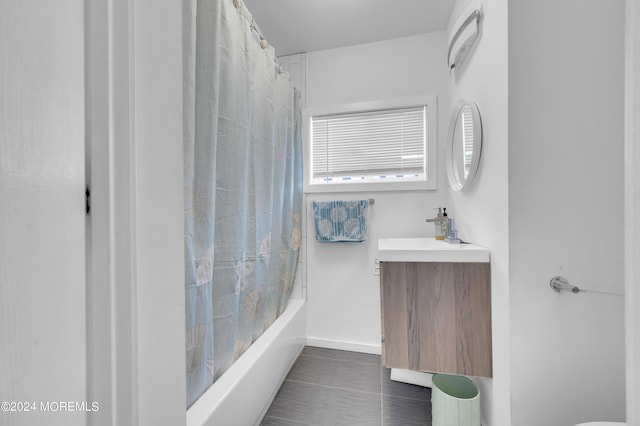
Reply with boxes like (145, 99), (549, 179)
(447, 1), (510, 425)
(302, 32), (451, 352)
(509, 1), (626, 425)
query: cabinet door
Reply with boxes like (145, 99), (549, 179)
(380, 262), (492, 377)
(1, 1), (86, 424)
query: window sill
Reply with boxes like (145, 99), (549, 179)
(303, 179), (437, 194)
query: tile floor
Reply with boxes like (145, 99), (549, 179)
(261, 346), (432, 425)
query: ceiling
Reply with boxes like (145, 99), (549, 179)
(241, 0), (455, 56)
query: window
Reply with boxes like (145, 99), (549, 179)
(303, 96), (437, 192)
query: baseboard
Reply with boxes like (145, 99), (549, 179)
(305, 337), (382, 355)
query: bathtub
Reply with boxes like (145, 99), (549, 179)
(187, 299), (307, 426)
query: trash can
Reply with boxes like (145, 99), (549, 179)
(431, 373), (480, 426)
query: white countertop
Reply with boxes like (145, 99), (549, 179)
(377, 238), (490, 263)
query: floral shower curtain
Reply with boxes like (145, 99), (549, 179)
(183, 0), (303, 407)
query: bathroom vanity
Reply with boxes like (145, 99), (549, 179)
(377, 238), (492, 378)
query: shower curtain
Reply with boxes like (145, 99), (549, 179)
(183, 0), (303, 407)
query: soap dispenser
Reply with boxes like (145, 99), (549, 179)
(428, 208), (448, 240)
(440, 208), (448, 239)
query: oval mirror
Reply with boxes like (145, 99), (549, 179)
(446, 100), (482, 191)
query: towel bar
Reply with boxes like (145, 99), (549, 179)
(549, 275), (624, 296)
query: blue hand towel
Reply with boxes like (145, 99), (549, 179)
(312, 200), (369, 242)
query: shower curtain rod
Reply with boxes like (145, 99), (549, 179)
(233, 0), (285, 72)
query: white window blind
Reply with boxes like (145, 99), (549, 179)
(311, 106), (427, 184)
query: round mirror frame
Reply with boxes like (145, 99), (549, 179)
(446, 100), (483, 191)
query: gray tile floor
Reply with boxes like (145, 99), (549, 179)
(261, 346), (432, 426)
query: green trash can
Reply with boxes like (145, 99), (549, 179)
(432, 373), (480, 426)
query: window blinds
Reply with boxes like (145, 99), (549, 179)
(311, 106), (427, 183)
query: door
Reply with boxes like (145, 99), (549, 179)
(0, 1), (86, 425)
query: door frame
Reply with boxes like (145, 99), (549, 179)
(86, 1), (186, 424)
(626, 0), (639, 422)
(86, 0), (138, 424)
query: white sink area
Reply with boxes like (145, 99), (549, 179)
(377, 238), (490, 263)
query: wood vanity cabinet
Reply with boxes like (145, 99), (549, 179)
(380, 261), (492, 377)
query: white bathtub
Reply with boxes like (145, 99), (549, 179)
(187, 299), (307, 426)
